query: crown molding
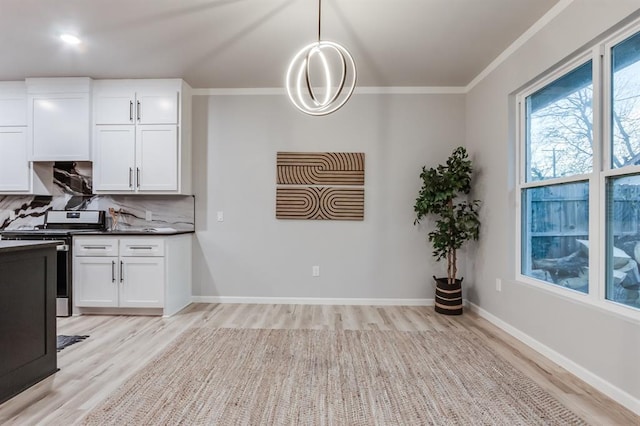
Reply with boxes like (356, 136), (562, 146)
(464, 0), (575, 92)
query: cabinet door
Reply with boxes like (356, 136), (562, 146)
(0, 95), (26, 126)
(119, 257), (164, 308)
(73, 257), (118, 307)
(136, 125), (178, 192)
(0, 127), (30, 192)
(94, 126), (136, 191)
(136, 91), (178, 124)
(29, 93), (91, 161)
(94, 91), (135, 125)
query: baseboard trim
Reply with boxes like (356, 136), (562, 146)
(467, 301), (640, 416)
(191, 296), (434, 306)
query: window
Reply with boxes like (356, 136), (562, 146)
(522, 182), (589, 293)
(518, 22), (640, 318)
(606, 175), (640, 309)
(526, 61), (593, 182)
(520, 59), (593, 294)
(611, 31), (640, 169)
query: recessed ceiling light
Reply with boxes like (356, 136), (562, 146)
(60, 34), (81, 45)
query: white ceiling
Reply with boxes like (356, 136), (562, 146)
(1, 0), (562, 89)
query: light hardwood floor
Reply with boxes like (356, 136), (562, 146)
(0, 303), (637, 425)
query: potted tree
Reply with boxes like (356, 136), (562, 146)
(414, 146), (480, 315)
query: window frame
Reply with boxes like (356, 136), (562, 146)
(515, 19), (640, 321)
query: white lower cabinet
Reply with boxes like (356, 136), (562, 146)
(73, 234), (191, 316)
(74, 256), (118, 307)
(120, 257), (165, 308)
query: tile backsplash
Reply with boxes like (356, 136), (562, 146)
(0, 162), (194, 231)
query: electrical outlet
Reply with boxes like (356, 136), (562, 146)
(217, 211), (224, 222)
(312, 265), (320, 277)
(496, 278), (502, 292)
(9, 211), (16, 221)
(145, 210), (153, 221)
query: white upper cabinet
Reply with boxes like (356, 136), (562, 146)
(0, 82), (27, 126)
(0, 127), (30, 192)
(93, 125), (136, 191)
(135, 91), (178, 124)
(92, 79), (191, 195)
(0, 81), (52, 195)
(136, 125), (178, 191)
(0, 83), (29, 192)
(26, 77), (92, 161)
(94, 90), (135, 125)
(94, 89), (178, 125)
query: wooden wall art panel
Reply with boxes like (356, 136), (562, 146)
(276, 187), (364, 220)
(277, 152), (365, 186)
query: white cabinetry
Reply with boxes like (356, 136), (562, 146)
(92, 79), (191, 194)
(74, 256), (118, 307)
(73, 234), (191, 316)
(95, 89), (178, 125)
(0, 82), (27, 126)
(26, 78), (92, 161)
(0, 82), (52, 194)
(0, 127), (29, 192)
(120, 257), (165, 307)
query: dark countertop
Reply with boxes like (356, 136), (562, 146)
(0, 241), (60, 254)
(73, 229), (195, 236)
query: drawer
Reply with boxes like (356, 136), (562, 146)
(119, 238), (164, 257)
(74, 238), (118, 256)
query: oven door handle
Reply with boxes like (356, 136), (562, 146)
(56, 244), (69, 252)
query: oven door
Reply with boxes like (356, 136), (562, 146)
(55, 242), (72, 317)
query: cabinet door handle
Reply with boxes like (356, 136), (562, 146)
(136, 168), (141, 188)
(129, 101), (133, 121)
(120, 260), (124, 283)
(137, 100), (141, 121)
(129, 167), (133, 188)
(111, 260), (116, 282)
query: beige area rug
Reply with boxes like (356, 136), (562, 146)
(81, 328), (587, 425)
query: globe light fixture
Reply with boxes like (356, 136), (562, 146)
(285, 0), (356, 116)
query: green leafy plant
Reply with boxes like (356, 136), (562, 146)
(414, 146), (481, 283)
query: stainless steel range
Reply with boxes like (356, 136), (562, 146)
(1, 210), (106, 316)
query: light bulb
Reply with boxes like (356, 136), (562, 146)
(60, 34), (82, 45)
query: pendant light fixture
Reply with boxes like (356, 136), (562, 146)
(285, 0), (357, 116)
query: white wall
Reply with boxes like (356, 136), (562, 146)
(465, 0), (640, 410)
(192, 93), (465, 301)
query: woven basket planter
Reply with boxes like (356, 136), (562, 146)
(434, 276), (463, 315)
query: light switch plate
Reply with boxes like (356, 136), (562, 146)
(145, 210), (153, 221)
(217, 211), (224, 222)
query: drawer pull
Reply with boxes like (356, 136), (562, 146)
(129, 246), (154, 250)
(84, 246), (107, 249)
